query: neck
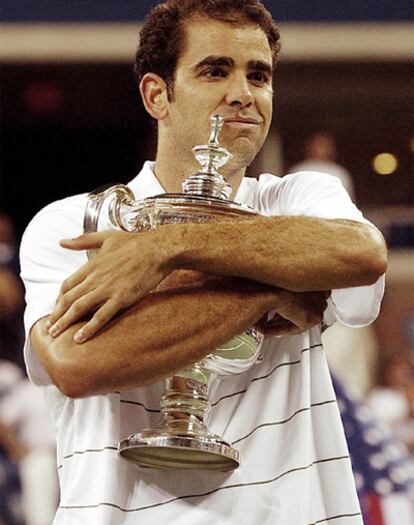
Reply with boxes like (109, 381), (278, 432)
(153, 141), (246, 198)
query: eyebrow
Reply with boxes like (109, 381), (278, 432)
(193, 56), (234, 70)
(193, 55), (272, 75)
(248, 60), (272, 76)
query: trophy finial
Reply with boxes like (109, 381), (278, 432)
(208, 115), (224, 146)
(182, 114), (233, 199)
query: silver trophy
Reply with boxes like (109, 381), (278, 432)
(84, 115), (264, 471)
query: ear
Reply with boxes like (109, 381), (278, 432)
(139, 73), (169, 120)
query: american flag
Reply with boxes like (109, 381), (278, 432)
(332, 376), (414, 525)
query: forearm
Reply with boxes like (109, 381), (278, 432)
(47, 214), (385, 344)
(170, 216), (387, 291)
(32, 279), (281, 398)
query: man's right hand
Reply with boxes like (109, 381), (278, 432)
(47, 229), (177, 343)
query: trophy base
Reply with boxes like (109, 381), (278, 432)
(118, 431), (239, 471)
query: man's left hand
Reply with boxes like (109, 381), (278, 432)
(255, 290), (330, 336)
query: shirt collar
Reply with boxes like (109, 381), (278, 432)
(234, 177), (255, 208)
(127, 160), (253, 207)
(127, 161), (165, 200)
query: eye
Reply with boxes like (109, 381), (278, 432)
(248, 71), (270, 85)
(201, 67), (228, 80)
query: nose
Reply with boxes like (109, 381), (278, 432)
(225, 73), (253, 108)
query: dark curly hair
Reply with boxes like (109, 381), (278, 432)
(135, 0), (281, 100)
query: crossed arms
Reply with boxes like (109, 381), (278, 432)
(30, 215), (387, 398)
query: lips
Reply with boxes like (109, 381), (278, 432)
(224, 116), (262, 125)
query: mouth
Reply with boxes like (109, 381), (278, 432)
(224, 117), (261, 125)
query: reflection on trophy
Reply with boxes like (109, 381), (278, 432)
(84, 115), (264, 471)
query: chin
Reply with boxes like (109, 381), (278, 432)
(227, 140), (260, 168)
(225, 153), (258, 176)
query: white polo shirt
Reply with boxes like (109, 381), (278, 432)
(20, 163), (384, 525)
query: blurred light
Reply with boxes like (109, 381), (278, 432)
(409, 136), (414, 154)
(24, 81), (64, 115)
(372, 153), (398, 175)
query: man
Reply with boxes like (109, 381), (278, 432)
(20, 1), (387, 523)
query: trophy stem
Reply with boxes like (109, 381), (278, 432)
(118, 364), (240, 471)
(160, 373), (210, 435)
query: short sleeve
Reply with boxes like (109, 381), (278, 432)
(20, 195), (88, 385)
(258, 171), (385, 327)
(271, 171), (367, 222)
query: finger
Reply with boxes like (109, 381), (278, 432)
(57, 265), (92, 301)
(48, 289), (103, 337)
(73, 299), (122, 343)
(48, 274), (92, 327)
(254, 313), (287, 328)
(59, 231), (113, 250)
(254, 316), (295, 335)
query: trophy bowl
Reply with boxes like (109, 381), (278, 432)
(84, 116), (264, 471)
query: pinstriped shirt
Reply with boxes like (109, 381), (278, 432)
(20, 163), (384, 524)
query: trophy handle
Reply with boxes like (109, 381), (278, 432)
(84, 183), (136, 259)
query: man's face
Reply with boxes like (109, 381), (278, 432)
(164, 17), (274, 174)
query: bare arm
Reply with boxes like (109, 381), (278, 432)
(173, 216), (386, 291)
(47, 215), (386, 341)
(31, 278), (327, 397)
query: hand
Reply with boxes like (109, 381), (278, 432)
(47, 229), (175, 343)
(254, 313), (298, 336)
(255, 290), (330, 336)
